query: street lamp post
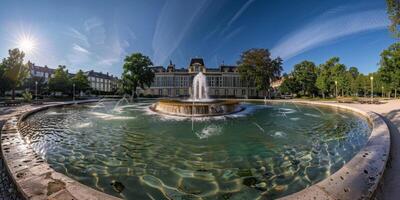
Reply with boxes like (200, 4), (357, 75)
(335, 80), (338, 98)
(73, 83), (76, 102)
(35, 81), (38, 103)
(370, 76), (374, 103)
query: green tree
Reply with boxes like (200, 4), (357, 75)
(279, 76), (300, 95)
(122, 53), (155, 98)
(329, 57), (347, 96)
(291, 60), (318, 97)
(71, 70), (90, 95)
(49, 65), (71, 95)
(237, 48), (282, 98)
(1, 48), (29, 99)
(316, 61), (332, 98)
(379, 42), (400, 98)
(0, 62), (8, 96)
(386, 0), (400, 38)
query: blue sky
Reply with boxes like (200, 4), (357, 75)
(0, 0), (394, 76)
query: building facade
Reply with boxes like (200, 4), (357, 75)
(141, 58), (276, 98)
(28, 62), (55, 82)
(85, 70), (119, 93)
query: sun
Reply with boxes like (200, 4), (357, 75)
(17, 35), (37, 54)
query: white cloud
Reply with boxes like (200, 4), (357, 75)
(72, 43), (90, 54)
(65, 17), (131, 73)
(271, 9), (390, 60)
(66, 28), (90, 48)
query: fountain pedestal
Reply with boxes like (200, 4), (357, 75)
(150, 71), (244, 117)
(150, 99), (243, 117)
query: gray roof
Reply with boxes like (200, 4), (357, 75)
(85, 70), (118, 80)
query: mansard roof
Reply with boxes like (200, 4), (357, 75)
(189, 58), (204, 66)
(85, 70), (117, 80)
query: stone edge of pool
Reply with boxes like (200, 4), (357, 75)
(0, 100), (390, 200)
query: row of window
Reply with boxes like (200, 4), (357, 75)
(150, 88), (256, 96)
(152, 75), (251, 88)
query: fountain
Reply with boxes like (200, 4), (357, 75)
(150, 72), (244, 117)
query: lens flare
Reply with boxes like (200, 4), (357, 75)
(18, 35), (37, 53)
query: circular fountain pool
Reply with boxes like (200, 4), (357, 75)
(19, 100), (371, 199)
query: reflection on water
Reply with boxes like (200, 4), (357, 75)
(19, 100), (371, 199)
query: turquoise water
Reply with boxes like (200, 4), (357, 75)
(20, 100), (370, 199)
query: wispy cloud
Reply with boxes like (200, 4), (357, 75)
(66, 28), (90, 48)
(152, 0), (211, 65)
(65, 17), (131, 73)
(227, 0), (256, 28)
(220, 0), (256, 36)
(72, 43), (90, 54)
(271, 9), (390, 60)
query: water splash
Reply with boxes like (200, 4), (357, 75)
(114, 95), (130, 111)
(195, 124), (222, 139)
(190, 72), (209, 101)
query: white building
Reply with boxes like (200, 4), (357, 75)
(28, 62), (55, 82)
(141, 58), (280, 98)
(85, 70), (119, 93)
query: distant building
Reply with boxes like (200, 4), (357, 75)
(140, 58), (281, 98)
(85, 70), (119, 93)
(28, 62), (55, 82)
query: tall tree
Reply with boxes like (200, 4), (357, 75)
(0, 62), (7, 96)
(279, 76), (301, 95)
(122, 53), (155, 98)
(48, 65), (71, 95)
(386, 0), (400, 38)
(379, 43), (400, 98)
(316, 60), (333, 98)
(291, 60), (318, 97)
(71, 70), (90, 95)
(1, 48), (29, 99)
(237, 48), (282, 98)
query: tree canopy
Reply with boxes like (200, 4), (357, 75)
(386, 0), (400, 38)
(1, 48), (29, 99)
(292, 60), (318, 96)
(71, 70), (90, 93)
(122, 53), (155, 97)
(48, 65), (71, 94)
(237, 48), (282, 98)
(379, 42), (400, 97)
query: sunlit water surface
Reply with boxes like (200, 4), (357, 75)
(20, 100), (371, 199)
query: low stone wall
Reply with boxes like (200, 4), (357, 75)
(263, 100), (390, 200)
(1, 100), (121, 200)
(0, 100), (390, 200)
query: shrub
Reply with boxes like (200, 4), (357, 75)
(22, 91), (32, 102)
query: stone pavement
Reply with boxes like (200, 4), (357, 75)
(0, 106), (34, 200)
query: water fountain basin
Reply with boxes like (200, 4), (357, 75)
(150, 99), (244, 117)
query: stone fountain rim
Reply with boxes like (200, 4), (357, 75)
(0, 99), (390, 200)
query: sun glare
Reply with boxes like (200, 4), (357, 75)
(17, 35), (37, 54)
